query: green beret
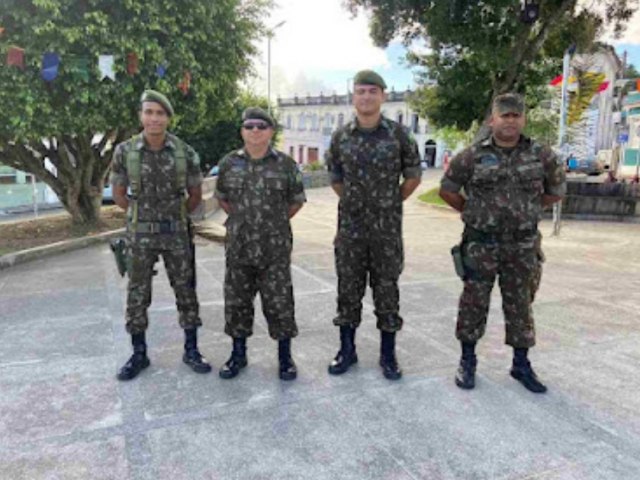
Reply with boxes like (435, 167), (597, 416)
(492, 93), (524, 115)
(353, 70), (387, 90)
(242, 107), (275, 128)
(140, 89), (174, 116)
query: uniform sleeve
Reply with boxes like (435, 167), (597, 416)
(185, 144), (203, 189)
(286, 157), (306, 205)
(109, 143), (129, 188)
(214, 155), (231, 201)
(400, 127), (422, 179)
(325, 132), (344, 184)
(440, 148), (474, 193)
(540, 147), (567, 197)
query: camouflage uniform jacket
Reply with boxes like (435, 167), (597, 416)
(326, 116), (421, 240)
(110, 132), (202, 249)
(215, 147), (306, 250)
(441, 135), (566, 233)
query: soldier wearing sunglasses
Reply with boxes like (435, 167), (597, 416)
(215, 107), (306, 381)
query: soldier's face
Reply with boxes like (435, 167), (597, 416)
(241, 120), (274, 150)
(489, 111), (526, 145)
(140, 102), (170, 136)
(353, 85), (386, 116)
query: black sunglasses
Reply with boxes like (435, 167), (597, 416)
(242, 123), (269, 130)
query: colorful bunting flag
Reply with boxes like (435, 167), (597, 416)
(156, 63), (167, 78)
(549, 74), (577, 86)
(178, 70), (191, 95)
(7, 46), (25, 69)
(41, 52), (60, 82)
(99, 54), (115, 80)
(597, 80), (610, 93)
(67, 56), (90, 81)
(127, 52), (138, 75)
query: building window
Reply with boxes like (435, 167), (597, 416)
(411, 113), (419, 134)
(338, 113), (344, 128)
(286, 115), (292, 129)
(298, 113), (306, 130)
(397, 112), (404, 125)
(298, 145), (304, 164)
(289, 146), (295, 160)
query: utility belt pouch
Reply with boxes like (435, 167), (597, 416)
(451, 244), (466, 280)
(109, 237), (129, 277)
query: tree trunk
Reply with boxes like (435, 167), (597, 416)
(0, 130), (128, 225)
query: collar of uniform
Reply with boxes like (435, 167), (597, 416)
(135, 132), (176, 151)
(348, 115), (390, 133)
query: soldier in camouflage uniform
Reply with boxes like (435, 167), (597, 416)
(215, 107), (306, 381)
(325, 70), (422, 380)
(439, 93), (566, 393)
(111, 90), (211, 381)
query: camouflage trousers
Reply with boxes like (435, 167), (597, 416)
(126, 243), (201, 335)
(456, 235), (539, 348)
(224, 256), (298, 340)
(334, 234), (404, 332)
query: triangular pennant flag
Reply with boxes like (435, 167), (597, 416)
(597, 80), (610, 93)
(127, 52), (138, 76)
(99, 55), (115, 80)
(156, 63), (167, 78)
(178, 70), (191, 95)
(41, 52), (60, 82)
(67, 56), (90, 81)
(7, 46), (25, 69)
(549, 74), (563, 86)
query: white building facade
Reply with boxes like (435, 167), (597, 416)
(277, 90), (444, 167)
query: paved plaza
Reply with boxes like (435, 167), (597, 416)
(1, 170), (639, 479)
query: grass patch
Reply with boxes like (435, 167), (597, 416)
(0, 206), (126, 256)
(418, 187), (449, 207)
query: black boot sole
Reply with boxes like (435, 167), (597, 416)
(183, 355), (212, 374)
(279, 368), (297, 381)
(510, 369), (547, 394)
(117, 356), (150, 381)
(455, 375), (475, 390)
(327, 354), (358, 375)
(219, 358), (248, 379)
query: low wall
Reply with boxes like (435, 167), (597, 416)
(560, 181), (640, 220)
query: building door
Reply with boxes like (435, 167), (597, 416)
(424, 140), (436, 167)
(308, 147), (319, 163)
(299, 145), (304, 164)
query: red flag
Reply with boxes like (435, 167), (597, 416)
(7, 46), (25, 69)
(597, 81), (610, 93)
(636, 79), (640, 92)
(178, 70), (191, 95)
(549, 74), (563, 86)
(126, 52), (138, 75)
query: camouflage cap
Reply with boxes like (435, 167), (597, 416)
(140, 89), (174, 116)
(492, 93), (525, 115)
(353, 70), (387, 90)
(242, 107), (275, 128)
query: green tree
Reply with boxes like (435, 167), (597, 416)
(0, 0), (270, 224)
(180, 91), (275, 174)
(347, 0), (637, 130)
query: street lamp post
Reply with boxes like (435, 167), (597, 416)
(266, 20), (286, 116)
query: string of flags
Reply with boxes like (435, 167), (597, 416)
(549, 73), (610, 93)
(2, 45), (191, 94)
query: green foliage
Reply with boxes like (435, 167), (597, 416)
(0, 0), (271, 223)
(434, 122), (479, 151)
(347, 0), (637, 129)
(178, 91), (276, 173)
(418, 187), (448, 207)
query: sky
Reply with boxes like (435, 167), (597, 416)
(250, 0), (640, 101)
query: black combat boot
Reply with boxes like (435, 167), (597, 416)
(379, 331), (402, 380)
(117, 332), (150, 381)
(182, 329), (212, 374)
(219, 338), (248, 379)
(328, 326), (358, 375)
(278, 338), (297, 381)
(510, 348), (547, 393)
(455, 342), (477, 390)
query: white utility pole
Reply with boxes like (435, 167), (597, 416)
(266, 20), (286, 116)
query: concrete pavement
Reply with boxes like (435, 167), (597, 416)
(1, 169), (640, 479)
